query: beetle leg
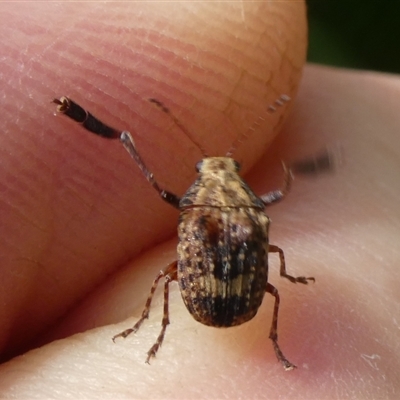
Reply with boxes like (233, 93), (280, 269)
(269, 244), (315, 284)
(266, 282), (296, 371)
(112, 261), (178, 362)
(120, 132), (181, 208)
(146, 262), (178, 363)
(260, 162), (293, 206)
(53, 97), (181, 209)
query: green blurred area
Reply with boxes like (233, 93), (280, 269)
(307, 1), (400, 73)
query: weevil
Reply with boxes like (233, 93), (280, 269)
(53, 95), (332, 370)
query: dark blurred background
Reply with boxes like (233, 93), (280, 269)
(307, 1), (400, 73)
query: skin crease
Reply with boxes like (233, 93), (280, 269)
(1, 2), (400, 400)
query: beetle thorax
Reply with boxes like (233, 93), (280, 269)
(179, 157), (265, 209)
(196, 157), (241, 186)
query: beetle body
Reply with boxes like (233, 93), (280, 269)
(177, 157), (269, 327)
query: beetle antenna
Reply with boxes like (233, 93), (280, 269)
(225, 94), (290, 158)
(148, 98), (208, 157)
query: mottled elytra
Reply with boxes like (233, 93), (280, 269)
(53, 95), (329, 371)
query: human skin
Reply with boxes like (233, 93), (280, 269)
(0, 1), (306, 361)
(1, 2), (400, 399)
